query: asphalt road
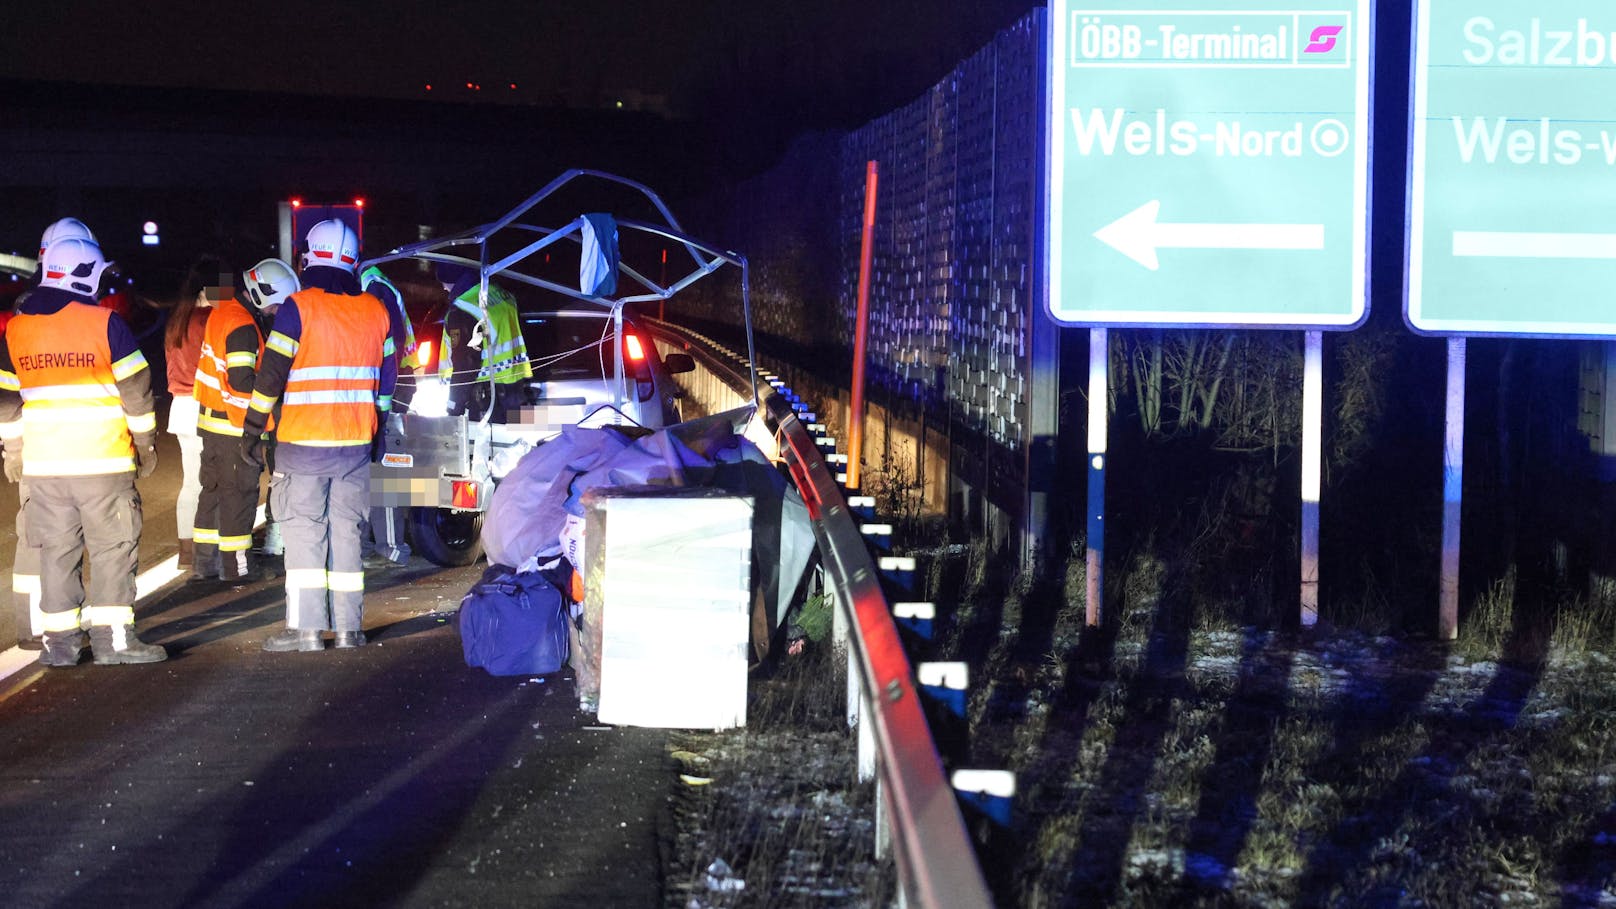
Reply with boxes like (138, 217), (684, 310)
(0, 432), (671, 908)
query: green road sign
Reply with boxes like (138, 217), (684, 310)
(1047, 1), (1372, 328)
(1408, 1), (1616, 337)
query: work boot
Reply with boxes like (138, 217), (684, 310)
(219, 550), (251, 582)
(177, 539), (195, 572)
(262, 628), (324, 653)
(39, 629), (87, 668)
(88, 624), (167, 665)
(333, 630), (366, 649)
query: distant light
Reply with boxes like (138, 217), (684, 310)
(615, 100), (624, 109)
(291, 198), (302, 209)
(142, 235), (160, 247)
(424, 83), (433, 91)
(509, 83), (517, 90)
(142, 221), (158, 235)
(466, 82), (474, 89)
(474, 83), (481, 91)
(353, 198), (365, 209)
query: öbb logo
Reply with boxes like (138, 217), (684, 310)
(1304, 24), (1345, 54)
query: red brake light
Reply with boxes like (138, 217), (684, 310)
(625, 333), (646, 362)
(416, 339), (433, 367)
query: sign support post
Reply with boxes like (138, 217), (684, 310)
(1301, 331), (1323, 626)
(1087, 328), (1108, 626)
(1440, 337), (1465, 640)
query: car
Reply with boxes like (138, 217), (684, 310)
(364, 170), (741, 567)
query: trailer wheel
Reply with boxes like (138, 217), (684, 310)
(410, 507), (484, 567)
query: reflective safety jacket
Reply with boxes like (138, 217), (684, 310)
(246, 286), (393, 449)
(360, 267), (418, 371)
(441, 282), (531, 387)
(194, 297), (268, 437)
(0, 288), (156, 477)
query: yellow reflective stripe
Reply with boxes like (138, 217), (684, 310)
(286, 568), (328, 590)
(40, 609), (81, 633)
(111, 350), (149, 382)
(249, 391), (278, 414)
(0, 420), (21, 441)
(266, 331), (299, 357)
(193, 528), (220, 544)
(23, 405), (125, 422)
(20, 385), (120, 403)
(225, 351), (258, 369)
(284, 438), (372, 447)
(218, 534), (253, 552)
(23, 457), (135, 476)
(84, 605), (135, 627)
(198, 413), (243, 436)
(125, 411), (157, 434)
(0, 370), (18, 392)
(377, 395), (393, 413)
(328, 571), (365, 593)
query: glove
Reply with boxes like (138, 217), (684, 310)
(239, 434), (265, 469)
(3, 454), (20, 483)
(136, 444), (158, 479)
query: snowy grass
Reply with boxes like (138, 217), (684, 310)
(923, 540), (1616, 909)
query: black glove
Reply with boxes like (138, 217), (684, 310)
(239, 434), (265, 469)
(3, 454), (20, 483)
(136, 444), (158, 479)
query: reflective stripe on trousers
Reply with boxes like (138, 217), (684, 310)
(271, 458), (368, 632)
(25, 474), (141, 625)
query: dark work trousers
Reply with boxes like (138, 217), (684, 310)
(273, 457), (368, 632)
(26, 474), (140, 630)
(193, 431), (263, 578)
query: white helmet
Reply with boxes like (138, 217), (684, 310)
(39, 237), (108, 296)
(302, 218), (359, 272)
(39, 217), (96, 259)
(243, 258), (300, 311)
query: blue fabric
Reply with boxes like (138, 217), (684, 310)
(457, 565), (571, 676)
(579, 213), (619, 297)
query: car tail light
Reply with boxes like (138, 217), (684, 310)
(624, 332), (654, 401)
(415, 339), (433, 369)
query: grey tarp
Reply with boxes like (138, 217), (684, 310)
(480, 411), (816, 661)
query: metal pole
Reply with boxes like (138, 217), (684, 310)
(1087, 328), (1108, 626)
(1440, 337), (1466, 639)
(1300, 331), (1323, 627)
(849, 161), (879, 492)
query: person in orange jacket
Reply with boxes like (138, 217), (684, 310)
(0, 237), (164, 666)
(192, 258), (299, 581)
(240, 220), (397, 652)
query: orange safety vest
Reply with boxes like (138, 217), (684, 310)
(268, 288), (389, 447)
(7, 302), (147, 476)
(195, 298), (268, 436)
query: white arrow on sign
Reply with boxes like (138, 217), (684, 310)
(1453, 231), (1616, 260)
(1093, 200), (1326, 271)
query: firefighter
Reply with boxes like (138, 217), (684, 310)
(12, 218), (97, 649)
(359, 265), (415, 566)
(192, 258), (299, 581)
(437, 262), (531, 421)
(240, 220), (395, 652)
(0, 237), (164, 666)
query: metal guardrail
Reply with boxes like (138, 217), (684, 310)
(648, 321), (993, 909)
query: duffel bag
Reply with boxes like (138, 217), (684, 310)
(457, 564), (571, 677)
